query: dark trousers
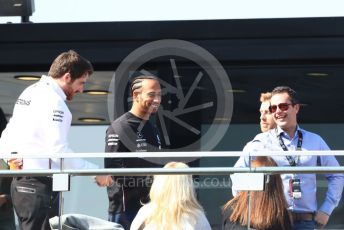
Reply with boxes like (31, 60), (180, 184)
(292, 220), (316, 230)
(108, 212), (136, 230)
(0, 177), (16, 230)
(11, 177), (59, 230)
(0, 215), (16, 230)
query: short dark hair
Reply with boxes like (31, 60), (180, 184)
(271, 86), (299, 104)
(48, 50), (93, 81)
(130, 75), (159, 94)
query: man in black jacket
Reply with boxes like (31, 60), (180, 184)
(96, 75), (162, 230)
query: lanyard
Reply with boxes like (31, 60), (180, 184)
(276, 129), (303, 166)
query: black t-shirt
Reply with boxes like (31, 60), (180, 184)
(104, 112), (161, 213)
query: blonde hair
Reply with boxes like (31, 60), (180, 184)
(260, 92), (272, 103)
(144, 162), (203, 230)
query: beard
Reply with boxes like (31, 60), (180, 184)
(65, 89), (74, 101)
(66, 94), (73, 101)
(64, 88), (75, 101)
(64, 82), (76, 101)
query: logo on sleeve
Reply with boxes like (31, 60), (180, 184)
(108, 134), (119, 146)
(16, 98), (31, 106)
(52, 110), (64, 122)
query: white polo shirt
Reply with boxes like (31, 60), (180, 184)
(0, 75), (97, 170)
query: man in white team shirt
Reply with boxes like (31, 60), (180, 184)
(0, 50), (99, 230)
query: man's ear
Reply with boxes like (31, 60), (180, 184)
(294, 103), (300, 114)
(61, 72), (72, 83)
(132, 91), (140, 102)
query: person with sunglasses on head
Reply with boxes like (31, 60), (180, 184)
(259, 92), (277, 133)
(242, 92), (277, 152)
(233, 86), (344, 230)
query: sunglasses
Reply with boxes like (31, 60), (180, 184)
(269, 103), (293, 113)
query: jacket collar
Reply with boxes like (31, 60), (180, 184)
(40, 75), (67, 101)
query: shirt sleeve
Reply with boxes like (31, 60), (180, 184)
(40, 96), (97, 169)
(104, 124), (125, 169)
(197, 212), (212, 230)
(40, 96), (72, 154)
(318, 138), (344, 215)
(231, 142), (253, 196)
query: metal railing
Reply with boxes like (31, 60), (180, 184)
(1, 151), (344, 177)
(1, 151), (344, 230)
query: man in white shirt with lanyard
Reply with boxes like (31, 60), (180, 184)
(234, 86), (344, 229)
(0, 50), (99, 230)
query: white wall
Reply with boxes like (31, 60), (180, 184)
(1, 0), (344, 24)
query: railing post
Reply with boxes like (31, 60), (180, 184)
(58, 157), (64, 230)
(247, 151), (252, 230)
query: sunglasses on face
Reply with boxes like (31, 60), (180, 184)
(269, 103), (293, 113)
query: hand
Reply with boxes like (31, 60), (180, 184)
(94, 175), (113, 187)
(314, 210), (329, 229)
(8, 158), (23, 170)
